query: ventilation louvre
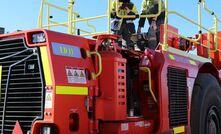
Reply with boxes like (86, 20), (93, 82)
(168, 67), (188, 128)
(0, 38), (44, 133)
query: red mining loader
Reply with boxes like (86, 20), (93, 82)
(0, 0), (221, 134)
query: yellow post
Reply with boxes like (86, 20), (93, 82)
(202, 0), (218, 52)
(38, 0), (45, 28)
(47, 5), (51, 30)
(107, 0), (111, 34)
(214, 15), (218, 51)
(207, 31), (211, 59)
(73, 14), (76, 35)
(163, 0), (168, 51)
(68, 0), (74, 34)
(198, 1), (202, 33)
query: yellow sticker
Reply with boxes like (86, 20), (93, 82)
(173, 126), (185, 134)
(56, 86), (88, 95)
(189, 60), (197, 65)
(40, 47), (52, 85)
(169, 54), (175, 60)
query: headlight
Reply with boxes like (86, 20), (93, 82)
(32, 33), (46, 44)
(40, 125), (58, 134)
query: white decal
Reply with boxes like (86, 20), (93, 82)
(66, 68), (87, 84)
(135, 121), (144, 127)
(121, 123), (129, 131)
(45, 92), (52, 108)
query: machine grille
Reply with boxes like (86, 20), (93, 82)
(0, 38), (44, 133)
(168, 67), (188, 128)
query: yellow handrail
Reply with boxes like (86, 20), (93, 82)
(86, 51), (102, 80)
(45, 20), (94, 35)
(38, 0), (106, 36)
(168, 12), (211, 33)
(38, 0), (221, 54)
(139, 67), (157, 103)
(71, 15), (108, 23)
(202, 0), (217, 51)
(163, 0), (221, 56)
(44, 2), (68, 12)
(81, 31), (109, 37)
(43, 22), (68, 28)
(201, 0), (221, 52)
(167, 30), (201, 44)
(163, 0), (203, 50)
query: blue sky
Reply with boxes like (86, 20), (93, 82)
(0, 0), (221, 37)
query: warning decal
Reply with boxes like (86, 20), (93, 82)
(121, 123), (129, 131)
(66, 68), (87, 84)
(45, 91), (52, 108)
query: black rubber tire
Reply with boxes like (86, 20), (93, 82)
(191, 73), (221, 134)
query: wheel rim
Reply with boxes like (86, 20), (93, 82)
(207, 106), (220, 134)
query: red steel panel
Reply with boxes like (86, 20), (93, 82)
(96, 51), (127, 121)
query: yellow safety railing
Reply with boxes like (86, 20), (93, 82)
(38, 0), (221, 55)
(38, 0), (164, 37)
(163, 0), (202, 50)
(163, 0), (221, 57)
(201, 0), (221, 53)
(38, 0), (113, 36)
(139, 67), (157, 103)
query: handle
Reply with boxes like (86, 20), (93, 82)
(87, 51), (102, 80)
(140, 67), (157, 103)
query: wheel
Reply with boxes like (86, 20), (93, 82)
(191, 73), (221, 134)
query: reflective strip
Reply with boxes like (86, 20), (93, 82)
(0, 66), (2, 100)
(189, 60), (197, 65)
(168, 54), (175, 60)
(173, 126), (185, 134)
(56, 86), (88, 95)
(167, 47), (211, 63)
(126, 20), (134, 23)
(40, 47), (52, 85)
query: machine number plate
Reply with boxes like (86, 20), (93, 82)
(52, 42), (82, 58)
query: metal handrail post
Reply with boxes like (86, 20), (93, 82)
(72, 1), (76, 35)
(202, 0), (218, 51)
(68, 0), (74, 34)
(198, 1), (202, 33)
(73, 14), (76, 35)
(163, 0), (168, 51)
(38, 0), (45, 28)
(107, 0), (111, 34)
(47, 6), (51, 30)
(214, 16), (218, 50)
